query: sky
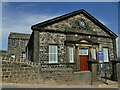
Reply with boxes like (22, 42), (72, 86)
(1, 2), (119, 53)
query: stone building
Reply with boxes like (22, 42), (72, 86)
(26, 9), (118, 72)
(0, 50), (8, 56)
(8, 32), (30, 59)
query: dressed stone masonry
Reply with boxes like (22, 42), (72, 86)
(1, 57), (91, 85)
(24, 9), (118, 84)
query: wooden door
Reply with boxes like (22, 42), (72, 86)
(80, 56), (88, 71)
(79, 48), (89, 71)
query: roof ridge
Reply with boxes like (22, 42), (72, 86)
(31, 9), (118, 38)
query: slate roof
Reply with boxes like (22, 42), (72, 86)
(8, 32), (30, 39)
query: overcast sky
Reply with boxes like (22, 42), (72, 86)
(2, 2), (118, 55)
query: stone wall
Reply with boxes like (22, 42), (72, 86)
(1, 58), (91, 85)
(44, 14), (110, 37)
(8, 32), (30, 60)
(41, 71), (91, 85)
(39, 32), (66, 63)
(2, 58), (42, 84)
(98, 37), (114, 60)
(66, 34), (114, 61)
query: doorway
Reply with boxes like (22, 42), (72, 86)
(79, 48), (89, 71)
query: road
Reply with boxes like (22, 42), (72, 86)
(1, 81), (119, 88)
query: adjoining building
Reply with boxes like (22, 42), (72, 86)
(0, 50), (8, 55)
(0, 50), (8, 57)
(26, 9), (118, 72)
(8, 32), (30, 59)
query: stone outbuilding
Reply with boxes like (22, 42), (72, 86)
(26, 9), (118, 72)
(8, 32), (30, 59)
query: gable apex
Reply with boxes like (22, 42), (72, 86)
(31, 9), (118, 38)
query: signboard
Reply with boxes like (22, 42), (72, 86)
(98, 50), (104, 70)
(98, 50), (103, 60)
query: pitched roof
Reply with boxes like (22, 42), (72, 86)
(31, 9), (118, 38)
(8, 32), (30, 39)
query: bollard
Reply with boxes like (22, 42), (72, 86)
(87, 59), (98, 85)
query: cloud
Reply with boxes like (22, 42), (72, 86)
(2, 12), (61, 50)
(2, 2), (63, 50)
(2, 14), (60, 33)
(1, 11), (112, 50)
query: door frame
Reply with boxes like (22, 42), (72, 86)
(79, 47), (89, 71)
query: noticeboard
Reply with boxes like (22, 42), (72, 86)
(98, 50), (103, 60)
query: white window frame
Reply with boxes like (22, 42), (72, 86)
(49, 45), (58, 63)
(92, 48), (96, 60)
(11, 54), (15, 59)
(21, 52), (26, 59)
(79, 48), (88, 55)
(103, 48), (109, 62)
(69, 47), (74, 63)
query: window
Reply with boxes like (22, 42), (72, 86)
(103, 48), (109, 62)
(49, 45), (58, 63)
(11, 54), (15, 59)
(20, 40), (26, 48)
(79, 48), (88, 55)
(21, 52), (26, 59)
(11, 39), (16, 47)
(69, 47), (74, 63)
(92, 48), (96, 59)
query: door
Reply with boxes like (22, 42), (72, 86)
(79, 48), (89, 71)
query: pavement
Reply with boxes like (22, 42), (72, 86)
(0, 80), (119, 88)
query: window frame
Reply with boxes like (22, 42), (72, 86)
(49, 44), (58, 63)
(103, 47), (109, 62)
(11, 54), (15, 58)
(92, 48), (97, 60)
(79, 48), (89, 56)
(20, 39), (26, 48)
(69, 47), (74, 63)
(21, 52), (26, 59)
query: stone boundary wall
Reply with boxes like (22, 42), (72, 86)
(1, 57), (91, 85)
(42, 71), (91, 85)
(1, 57), (43, 84)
